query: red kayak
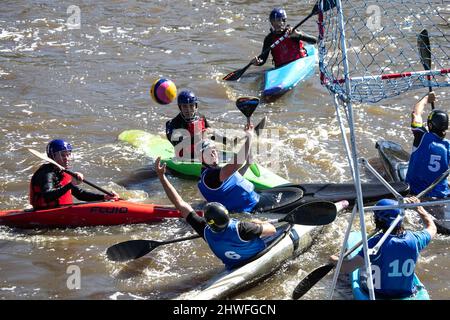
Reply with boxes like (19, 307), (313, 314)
(0, 200), (187, 229)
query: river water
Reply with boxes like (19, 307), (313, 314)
(0, 0), (448, 300)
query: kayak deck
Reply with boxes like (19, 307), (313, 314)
(347, 231), (430, 300)
(118, 129), (291, 190)
(175, 223), (320, 300)
(0, 200), (183, 229)
(263, 44), (318, 97)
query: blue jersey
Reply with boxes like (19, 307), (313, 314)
(358, 230), (431, 298)
(198, 168), (260, 213)
(204, 219), (266, 270)
(405, 130), (450, 198)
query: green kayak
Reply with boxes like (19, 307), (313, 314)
(118, 129), (291, 190)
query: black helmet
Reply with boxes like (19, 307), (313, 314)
(427, 109), (449, 136)
(204, 202), (229, 232)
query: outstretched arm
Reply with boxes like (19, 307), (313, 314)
(220, 124), (254, 181)
(155, 157), (193, 218)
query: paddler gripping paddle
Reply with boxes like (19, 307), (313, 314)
(292, 228), (380, 300)
(236, 96), (262, 177)
(106, 200), (342, 262)
(417, 29), (435, 110)
(28, 148), (116, 197)
(222, 0), (337, 81)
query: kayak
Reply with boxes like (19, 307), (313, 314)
(0, 200), (185, 229)
(347, 231), (430, 300)
(263, 44), (318, 98)
(118, 129), (291, 190)
(376, 139), (450, 234)
(175, 201), (348, 300)
(0, 180), (408, 229)
(254, 181), (409, 214)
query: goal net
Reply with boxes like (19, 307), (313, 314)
(319, 0), (450, 103)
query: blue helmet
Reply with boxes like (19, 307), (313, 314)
(177, 90), (198, 106)
(374, 199), (403, 227)
(46, 139), (72, 158)
(269, 8), (287, 22)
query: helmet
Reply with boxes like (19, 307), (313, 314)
(427, 110), (449, 135)
(374, 199), (403, 227)
(269, 8), (287, 22)
(46, 139), (73, 159)
(204, 202), (230, 232)
(197, 139), (216, 154)
(177, 90), (198, 106)
(177, 90), (199, 121)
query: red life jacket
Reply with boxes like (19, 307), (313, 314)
(270, 33), (306, 68)
(30, 171), (73, 210)
(177, 117), (207, 158)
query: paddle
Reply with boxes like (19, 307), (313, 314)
(417, 29), (435, 109)
(106, 200), (338, 262)
(28, 148), (116, 197)
(292, 229), (380, 300)
(236, 96), (261, 177)
(222, 0), (337, 81)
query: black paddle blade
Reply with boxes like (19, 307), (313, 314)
(283, 201), (337, 225)
(312, 0), (337, 15)
(223, 63), (252, 81)
(292, 263), (334, 299)
(236, 97), (259, 119)
(106, 240), (160, 262)
(418, 29), (431, 71)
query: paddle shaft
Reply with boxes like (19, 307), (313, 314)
(28, 148), (115, 197)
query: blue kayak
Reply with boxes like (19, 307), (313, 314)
(347, 231), (430, 300)
(263, 44), (318, 97)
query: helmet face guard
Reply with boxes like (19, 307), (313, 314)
(46, 139), (74, 168)
(269, 8), (287, 30)
(177, 90), (199, 122)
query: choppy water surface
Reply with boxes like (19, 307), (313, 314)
(0, 0), (448, 300)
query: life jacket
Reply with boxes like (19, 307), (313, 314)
(198, 168), (260, 213)
(270, 32), (306, 68)
(30, 168), (73, 210)
(174, 117), (207, 159)
(204, 219), (266, 270)
(405, 132), (450, 198)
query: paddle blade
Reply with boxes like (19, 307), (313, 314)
(311, 0), (337, 15)
(283, 201), (338, 225)
(223, 62), (252, 81)
(106, 240), (160, 262)
(418, 29), (431, 71)
(292, 264), (334, 299)
(236, 96), (259, 119)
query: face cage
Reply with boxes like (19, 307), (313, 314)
(179, 103), (199, 122)
(51, 150), (74, 169)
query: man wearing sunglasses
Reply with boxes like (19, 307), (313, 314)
(251, 8), (317, 68)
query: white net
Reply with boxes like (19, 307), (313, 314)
(319, 0), (450, 103)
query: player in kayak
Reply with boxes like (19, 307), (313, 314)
(197, 125), (281, 213)
(155, 156), (276, 270)
(329, 197), (436, 299)
(251, 7), (318, 69)
(165, 90), (230, 159)
(405, 92), (450, 198)
(30, 139), (118, 210)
